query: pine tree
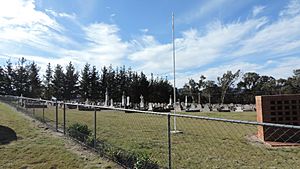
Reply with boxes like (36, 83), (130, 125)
(3, 60), (15, 95)
(0, 66), (6, 95)
(90, 66), (101, 101)
(28, 61), (42, 98)
(43, 63), (53, 99)
(79, 63), (91, 101)
(64, 62), (78, 100)
(14, 58), (30, 96)
(52, 64), (65, 100)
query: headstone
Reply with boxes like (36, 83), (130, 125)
(174, 103), (182, 112)
(148, 103), (153, 111)
(243, 104), (253, 111)
(126, 96), (130, 107)
(235, 106), (243, 112)
(110, 99), (114, 107)
(104, 88), (109, 107)
(140, 95), (144, 108)
(121, 91), (125, 107)
(169, 95), (172, 105)
(203, 104), (211, 112)
(85, 99), (89, 105)
(185, 95), (188, 107)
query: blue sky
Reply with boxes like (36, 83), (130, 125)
(0, 0), (300, 87)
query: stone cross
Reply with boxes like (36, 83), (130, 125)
(140, 95), (144, 108)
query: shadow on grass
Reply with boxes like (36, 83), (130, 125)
(0, 125), (17, 144)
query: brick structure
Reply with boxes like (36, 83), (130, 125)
(256, 94), (300, 143)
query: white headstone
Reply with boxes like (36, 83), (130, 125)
(148, 103), (153, 111)
(140, 95), (144, 108)
(110, 98), (114, 107)
(126, 96), (130, 106)
(104, 88), (109, 107)
(121, 91), (125, 107)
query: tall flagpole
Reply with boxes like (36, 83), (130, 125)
(172, 12), (177, 131)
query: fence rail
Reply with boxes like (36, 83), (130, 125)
(1, 95), (300, 169)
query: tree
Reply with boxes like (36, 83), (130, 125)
(43, 63), (53, 99)
(217, 70), (240, 104)
(237, 72), (260, 103)
(64, 62), (79, 100)
(14, 58), (30, 96)
(90, 66), (101, 101)
(52, 64), (65, 100)
(79, 63), (91, 101)
(0, 66), (6, 95)
(28, 62), (42, 98)
(3, 60), (14, 95)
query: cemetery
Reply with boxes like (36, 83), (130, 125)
(8, 92), (298, 168)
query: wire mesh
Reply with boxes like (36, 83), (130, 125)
(171, 116), (300, 169)
(1, 95), (300, 169)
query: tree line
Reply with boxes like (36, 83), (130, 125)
(180, 69), (300, 104)
(0, 58), (299, 104)
(0, 58), (172, 103)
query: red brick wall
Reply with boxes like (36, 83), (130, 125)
(256, 94), (300, 142)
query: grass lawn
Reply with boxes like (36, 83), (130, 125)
(0, 102), (121, 169)
(22, 105), (300, 168)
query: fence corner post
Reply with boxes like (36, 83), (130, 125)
(55, 100), (58, 132)
(63, 102), (66, 135)
(94, 107), (97, 149)
(168, 113), (172, 169)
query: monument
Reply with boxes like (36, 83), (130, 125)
(256, 94), (300, 144)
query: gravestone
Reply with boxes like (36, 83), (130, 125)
(140, 95), (144, 109)
(235, 106), (243, 112)
(148, 103), (153, 111)
(110, 99), (114, 107)
(104, 88), (109, 107)
(203, 104), (211, 112)
(126, 96), (130, 107)
(185, 96), (188, 107)
(121, 91), (125, 107)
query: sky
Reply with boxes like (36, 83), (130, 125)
(0, 0), (300, 87)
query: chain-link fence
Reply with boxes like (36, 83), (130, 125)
(1, 95), (299, 169)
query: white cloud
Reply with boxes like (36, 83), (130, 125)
(279, 0), (300, 17)
(252, 6), (265, 17)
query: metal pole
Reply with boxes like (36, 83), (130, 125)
(172, 12), (177, 131)
(42, 102), (45, 122)
(55, 100), (58, 131)
(94, 108), (97, 149)
(168, 113), (172, 169)
(63, 103), (66, 135)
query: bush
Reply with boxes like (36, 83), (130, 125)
(67, 123), (91, 142)
(67, 123), (159, 169)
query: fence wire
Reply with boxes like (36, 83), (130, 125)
(1, 95), (299, 169)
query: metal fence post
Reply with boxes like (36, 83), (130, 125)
(55, 100), (58, 131)
(94, 108), (97, 149)
(63, 103), (66, 135)
(168, 113), (172, 169)
(42, 102), (45, 122)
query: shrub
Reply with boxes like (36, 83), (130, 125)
(67, 123), (91, 142)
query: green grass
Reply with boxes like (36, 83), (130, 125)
(26, 105), (300, 168)
(0, 102), (120, 169)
